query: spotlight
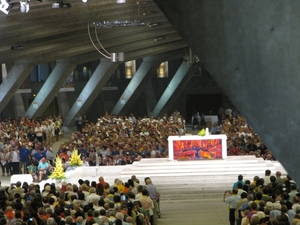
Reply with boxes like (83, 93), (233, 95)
(82, 0), (87, 2)
(0, 0), (14, 14)
(142, 11), (154, 15)
(52, 0), (71, 8)
(154, 36), (164, 41)
(137, 1), (149, 4)
(148, 22), (159, 27)
(111, 52), (124, 62)
(20, 0), (29, 13)
(11, 44), (24, 50)
(117, 0), (126, 3)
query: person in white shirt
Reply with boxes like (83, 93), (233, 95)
(86, 187), (101, 204)
(35, 123), (44, 143)
(82, 157), (89, 166)
(10, 146), (20, 175)
(1, 148), (10, 176)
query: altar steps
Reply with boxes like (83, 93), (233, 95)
(42, 155), (287, 203)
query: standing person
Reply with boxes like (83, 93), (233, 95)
(192, 112), (199, 130)
(75, 114), (83, 133)
(45, 145), (54, 166)
(35, 123), (44, 143)
(82, 115), (89, 128)
(1, 148), (10, 176)
(10, 146), (20, 175)
(200, 112), (206, 129)
(27, 128), (37, 145)
(233, 175), (245, 189)
(19, 142), (30, 174)
(263, 169), (271, 186)
(53, 119), (61, 141)
(145, 178), (160, 225)
(223, 189), (241, 225)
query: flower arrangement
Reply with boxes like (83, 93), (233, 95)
(49, 157), (66, 180)
(198, 129), (206, 136)
(69, 150), (83, 167)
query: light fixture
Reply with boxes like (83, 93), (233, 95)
(186, 48), (199, 66)
(11, 44), (24, 50)
(142, 10), (154, 15)
(148, 22), (159, 27)
(137, 1), (149, 4)
(89, 0), (146, 61)
(88, 24), (124, 62)
(52, 0), (71, 8)
(82, 0), (87, 2)
(91, 20), (145, 28)
(0, 0), (14, 14)
(20, 0), (29, 13)
(154, 36), (164, 41)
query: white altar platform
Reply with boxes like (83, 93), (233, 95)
(22, 155), (287, 201)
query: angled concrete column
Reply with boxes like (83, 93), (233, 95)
(56, 92), (70, 120)
(101, 92), (115, 114)
(25, 59), (76, 118)
(0, 60), (34, 113)
(63, 59), (118, 126)
(111, 58), (161, 116)
(12, 93), (26, 118)
(144, 79), (157, 115)
(111, 51), (185, 116)
(151, 61), (200, 118)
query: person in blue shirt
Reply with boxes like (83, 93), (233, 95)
(38, 157), (49, 181)
(33, 149), (46, 166)
(233, 174), (245, 189)
(27, 161), (37, 182)
(19, 143), (31, 174)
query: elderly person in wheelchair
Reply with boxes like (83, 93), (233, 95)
(37, 157), (52, 181)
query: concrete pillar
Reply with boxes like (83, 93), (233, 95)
(0, 60), (34, 113)
(63, 59), (118, 126)
(12, 93), (26, 119)
(151, 60), (200, 117)
(56, 92), (70, 120)
(101, 92), (115, 114)
(111, 50), (185, 116)
(25, 59), (76, 118)
(144, 79), (157, 115)
(111, 58), (160, 116)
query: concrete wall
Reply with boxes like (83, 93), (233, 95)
(154, 0), (300, 183)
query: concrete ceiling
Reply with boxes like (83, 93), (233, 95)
(0, 0), (188, 65)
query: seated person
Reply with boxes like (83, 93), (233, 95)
(27, 160), (38, 182)
(211, 122), (221, 134)
(38, 157), (49, 181)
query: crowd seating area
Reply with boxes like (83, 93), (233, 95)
(224, 170), (300, 225)
(56, 111), (186, 168)
(0, 175), (159, 225)
(0, 115), (64, 176)
(0, 107), (276, 175)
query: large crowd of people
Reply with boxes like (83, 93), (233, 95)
(0, 107), (276, 177)
(0, 107), (290, 225)
(224, 170), (300, 225)
(0, 175), (160, 225)
(56, 111), (186, 169)
(0, 115), (62, 177)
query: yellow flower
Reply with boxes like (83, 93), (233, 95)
(69, 149), (83, 166)
(198, 129), (206, 136)
(49, 157), (66, 180)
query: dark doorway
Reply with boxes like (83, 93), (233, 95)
(186, 94), (223, 123)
